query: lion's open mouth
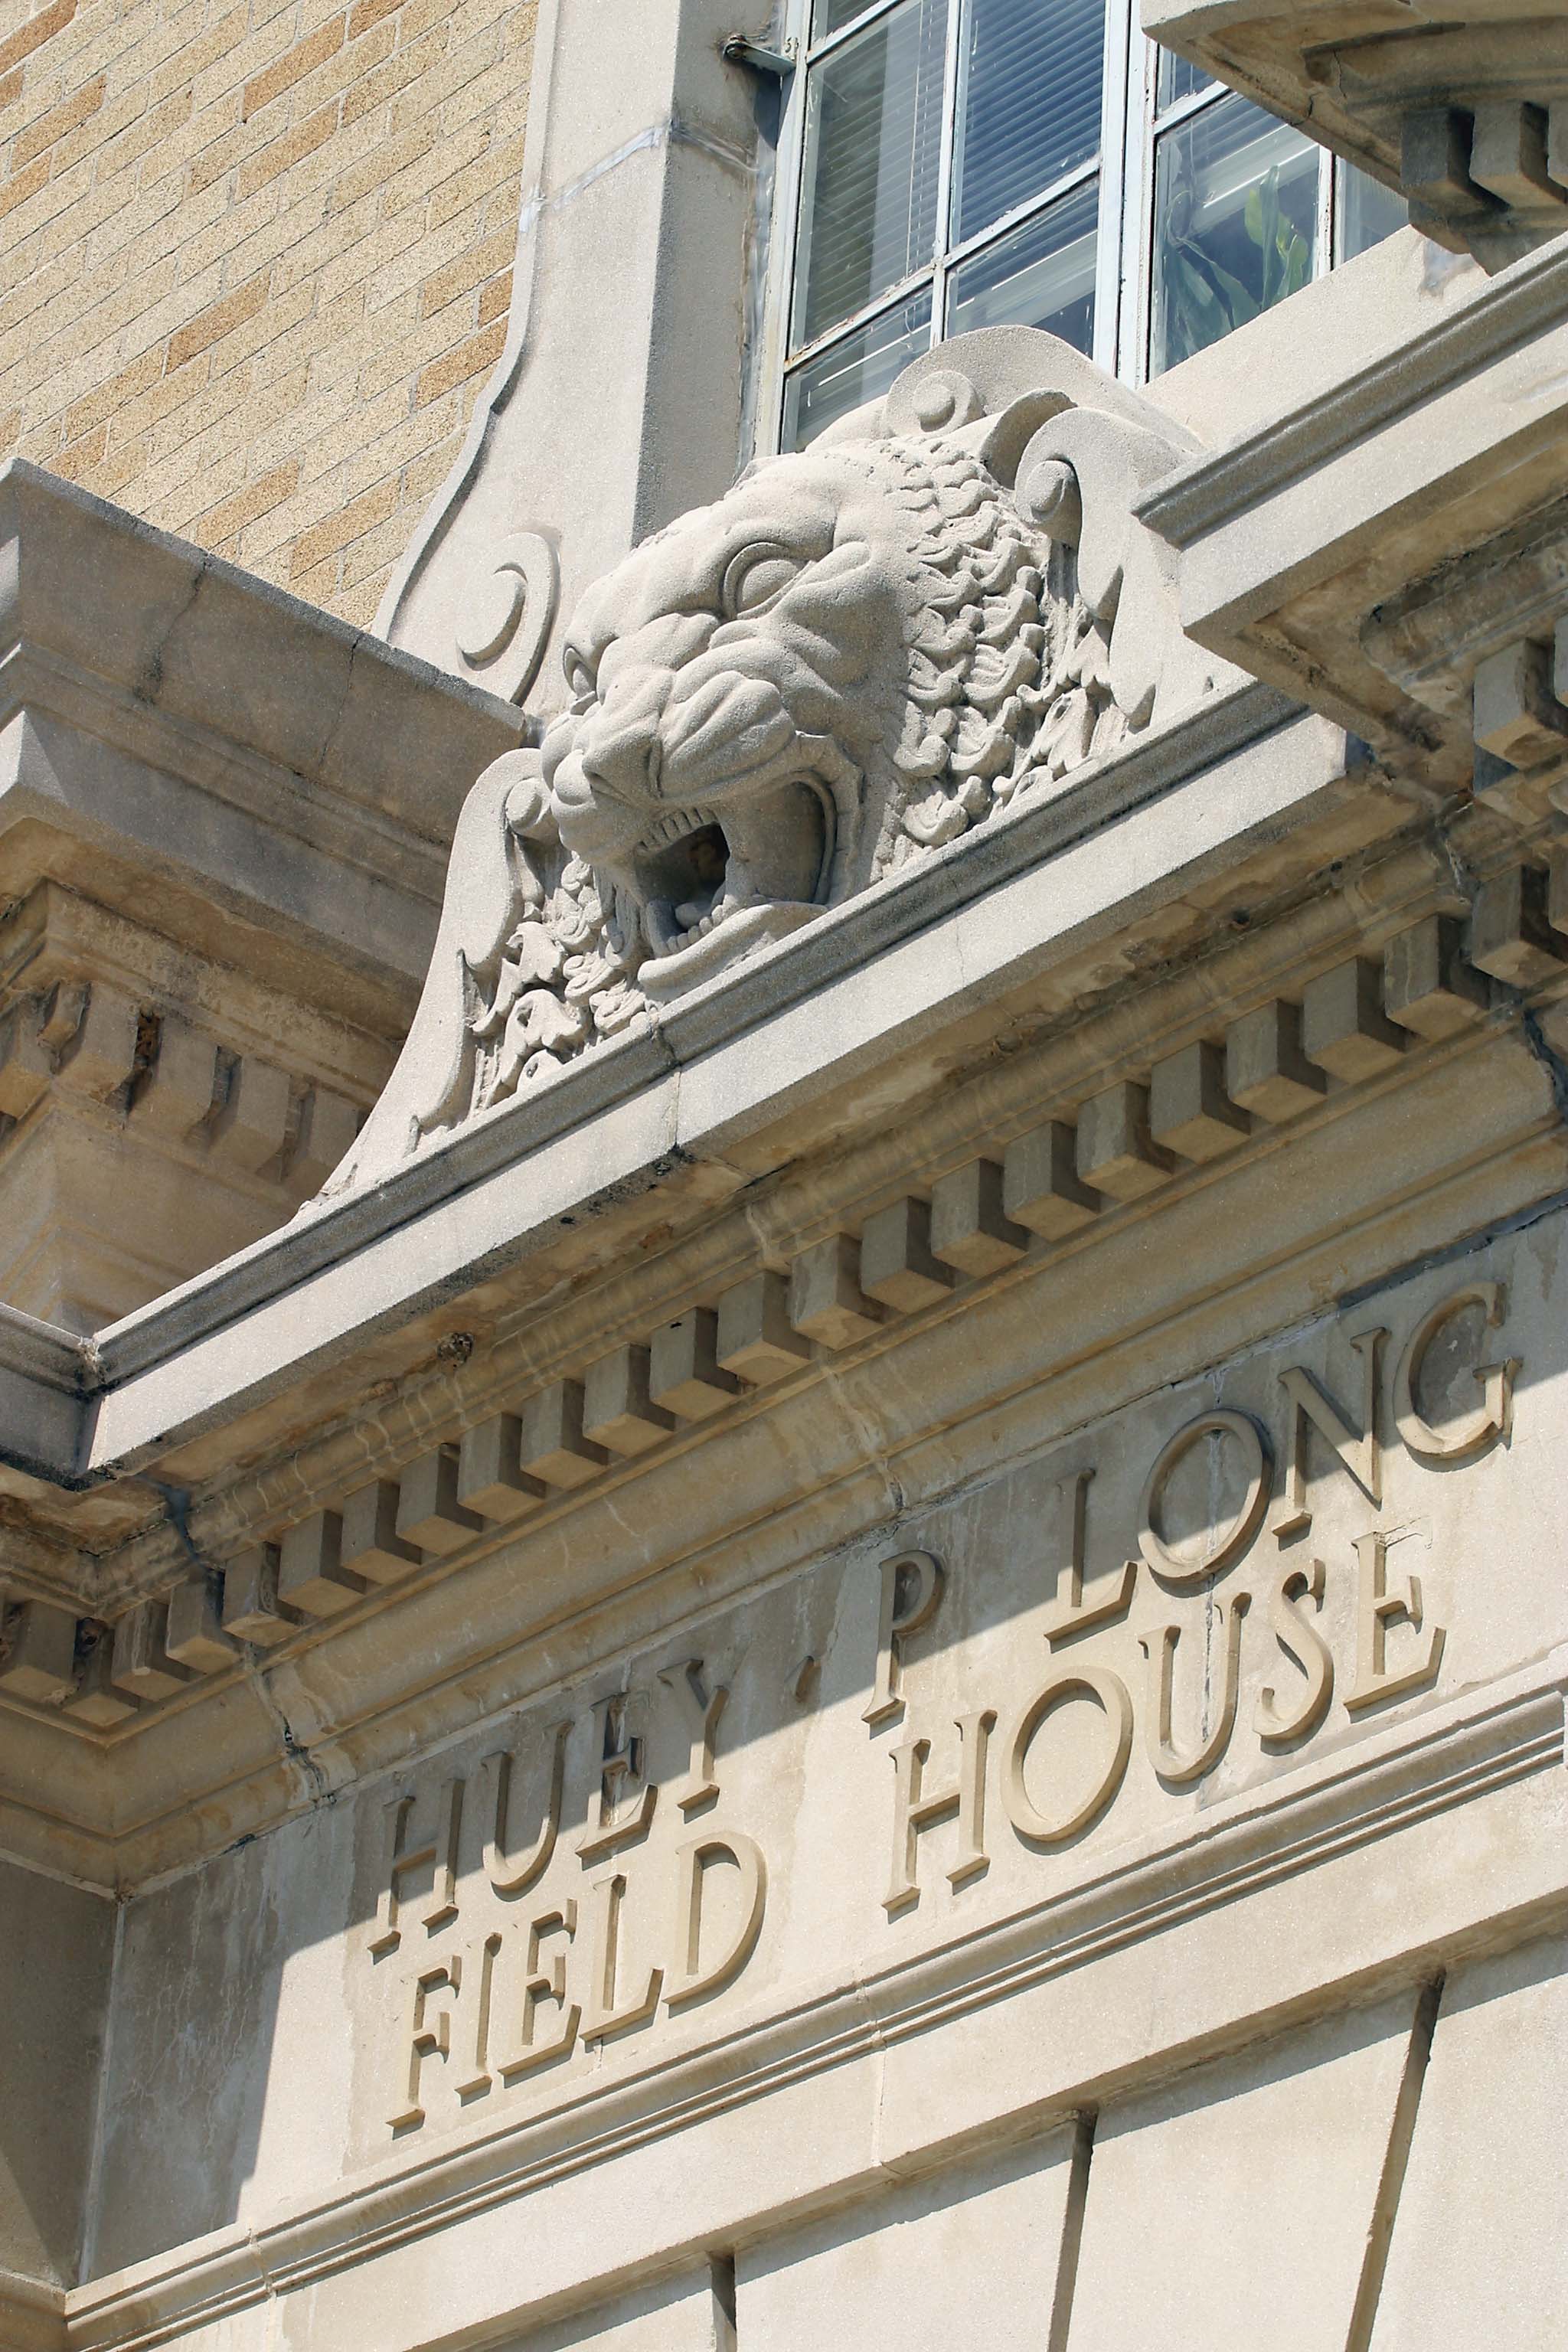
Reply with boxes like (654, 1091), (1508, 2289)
(632, 781), (832, 990)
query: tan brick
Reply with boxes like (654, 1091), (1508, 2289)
(476, 262), (510, 325)
(0, 64), (23, 113)
(315, 197), (420, 305)
(191, 10), (295, 113)
(335, 568), (387, 626)
(150, 7), (245, 106)
(241, 11), (343, 119)
(341, 502), (406, 586)
(206, 274), (312, 377)
(92, 84), (192, 179)
(11, 70), (102, 167)
(0, 155), (51, 222)
(325, 114), (430, 211)
(90, 430), (151, 496)
(143, 358), (253, 462)
(387, 23), (500, 137)
(286, 11), (394, 122)
(198, 452), (299, 541)
(139, 89), (240, 188)
(340, 21), (437, 125)
(0, 0), (77, 83)
(235, 95), (338, 198)
(421, 126), (521, 226)
(105, 348), (209, 441)
(164, 270), (267, 371)
(51, 420), (106, 479)
(185, 122), (247, 198)
(400, 423), (459, 505)
(346, 0), (400, 35)
(288, 469), (395, 573)
(286, 547), (342, 603)
(170, 172), (280, 277)
(416, 220), (509, 316)
(0, 243), (78, 336)
(413, 313), (501, 407)
(79, 172), (182, 276)
(60, 341), (161, 440)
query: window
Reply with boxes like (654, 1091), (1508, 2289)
(769, 0), (1407, 450)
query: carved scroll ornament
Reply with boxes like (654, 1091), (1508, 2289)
(332, 328), (1223, 1195)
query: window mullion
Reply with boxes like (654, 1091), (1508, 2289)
(931, 0), (966, 348)
(762, 0), (815, 456)
(1093, 0), (1134, 377)
(1118, 4), (1156, 381)
(1316, 142), (1335, 277)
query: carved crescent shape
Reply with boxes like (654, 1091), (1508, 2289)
(453, 533), (560, 705)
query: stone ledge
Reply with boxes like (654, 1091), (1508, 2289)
(48, 696), (1346, 1472)
(0, 461), (530, 1018)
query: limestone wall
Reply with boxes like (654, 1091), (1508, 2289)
(0, 0), (534, 623)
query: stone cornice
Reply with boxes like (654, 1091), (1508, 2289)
(1137, 234), (1568, 548)
(0, 679), (1308, 1483)
(0, 462), (530, 1023)
(1137, 240), (1568, 793)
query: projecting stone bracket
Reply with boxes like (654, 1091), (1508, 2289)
(1143, 0), (1568, 272)
(1400, 101), (1568, 267)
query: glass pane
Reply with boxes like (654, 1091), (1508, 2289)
(782, 292), (933, 449)
(947, 178), (1098, 352)
(792, 0), (946, 350)
(1155, 47), (1214, 110)
(1338, 158), (1408, 260)
(814, 0), (885, 34)
(1149, 94), (1319, 376)
(955, 0), (1105, 244)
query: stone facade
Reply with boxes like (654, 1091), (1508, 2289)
(0, 0), (534, 622)
(2, 2), (1567, 2350)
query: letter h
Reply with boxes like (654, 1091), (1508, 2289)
(368, 1775), (463, 1957)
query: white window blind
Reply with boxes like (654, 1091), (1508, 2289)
(767, 0), (1410, 450)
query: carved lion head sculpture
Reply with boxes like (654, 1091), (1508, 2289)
(331, 328), (1223, 1193)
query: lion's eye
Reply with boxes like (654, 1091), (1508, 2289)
(562, 648), (597, 702)
(722, 547), (799, 619)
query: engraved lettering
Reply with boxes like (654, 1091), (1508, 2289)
(579, 1870), (662, 2043)
(1138, 1411), (1271, 1588)
(481, 1719), (569, 1896)
(864, 1550), (945, 1726)
(369, 1775), (463, 1955)
(1140, 1589), (1251, 1784)
(1344, 1528), (1446, 1713)
(1004, 1668), (1133, 1844)
(498, 1902), (580, 2079)
(1273, 1328), (1385, 1538)
(454, 1930), (501, 2099)
(1394, 1282), (1515, 1463)
(388, 1954), (461, 2130)
(1256, 1559), (1334, 1749)
(666, 1832), (768, 2009)
(658, 1660), (728, 1814)
(883, 1708), (995, 1916)
(1040, 1469), (1136, 1644)
(577, 1693), (658, 1860)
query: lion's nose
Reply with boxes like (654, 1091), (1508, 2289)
(578, 671), (669, 800)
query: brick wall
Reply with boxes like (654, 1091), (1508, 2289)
(0, 0), (533, 623)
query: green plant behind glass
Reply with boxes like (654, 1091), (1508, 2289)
(1160, 164), (1309, 366)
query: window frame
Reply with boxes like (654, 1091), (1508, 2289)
(757, 0), (1382, 456)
